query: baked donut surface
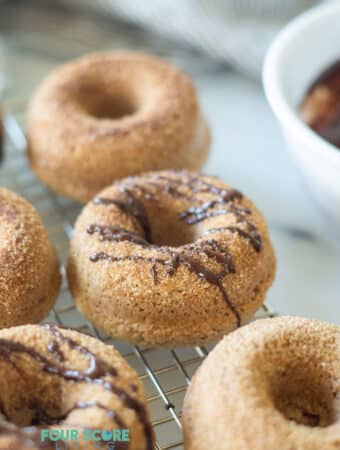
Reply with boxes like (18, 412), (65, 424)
(0, 188), (60, 327)
(68, 170), (275, 347)
(183, 317), (340, 450)
(27, 52), (210, 203)
(0, 324), (153, 450)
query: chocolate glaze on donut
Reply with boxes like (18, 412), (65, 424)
(0, 324), (153, 450)
(93, 190), (152, 242)
(68, 170), (275, 347)
(88, 171), (264, 327)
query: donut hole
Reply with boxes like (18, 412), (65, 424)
(269, 363), (335, 427)
(83, 88), (139, 120)
(148, 206), (201, 247)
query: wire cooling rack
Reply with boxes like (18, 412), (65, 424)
(1, 101), (277, 450)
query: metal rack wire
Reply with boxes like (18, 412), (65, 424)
(1, 100), (277, 449)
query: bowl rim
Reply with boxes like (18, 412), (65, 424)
(262, 1), (340, 165)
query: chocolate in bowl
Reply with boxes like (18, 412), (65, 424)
(300, 59), (340, 148)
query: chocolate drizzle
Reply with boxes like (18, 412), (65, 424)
(87, 224), (148, 247)
(90, 238), (240, 325)
(93, 188), (152, 242)
(204, 226), (262, 252)
(178, 190), (243, 225)
(0, 325), (153, 450)
(89, 172), (263, 327)
(47, 341), (64, 362)
(45, 326), (153, 449)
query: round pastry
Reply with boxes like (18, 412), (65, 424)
(27, 52), (210, 203)
(183, 316), (340, 450)
(0, 188), (61, 327)
(0, 324), (154, 450)
(68, 170), (275, 347)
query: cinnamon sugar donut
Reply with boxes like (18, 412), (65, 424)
(68, 170), (275, 347)
(0, 324), (153, 450)
(0, 188), (60, 327)
(183, 317), (340, 450)
(27, 52), (210, 203)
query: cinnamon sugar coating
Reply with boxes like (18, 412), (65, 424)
(68, 170), (275, 347)
(27, 52), (210, 203)
(0, 188), (60, 327)
(183, 317), (340, 450)
(0, 324), (153, 450)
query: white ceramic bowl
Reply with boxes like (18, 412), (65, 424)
(263, 2), (340, 227)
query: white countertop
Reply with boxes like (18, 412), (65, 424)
(198, 68), (340, 323)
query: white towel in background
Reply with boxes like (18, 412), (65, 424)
(57, 0), (320, 77)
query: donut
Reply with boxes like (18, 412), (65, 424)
(0, 188), (61, 327)
(27, 52), (210, 203)
(183, 317), (340, 450)
(0, 324), (154, 450)
(68, 170), (275, 347)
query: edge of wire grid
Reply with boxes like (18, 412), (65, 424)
(2, 110), (278, 450)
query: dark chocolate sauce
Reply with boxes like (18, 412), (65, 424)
(93, 188), (152, 242)
(45, 326), (154, 450)
(163, 251), (241, 326)
(301, 59), (340, 148)
(205, 226), (262, 252)
(89, 252), (165, 266)
(178, 189), (243, 225)
(90, 171), (263, 327)
(87, 224), (148, 247)
(89, 231), (240, 325)
(0, 324), (153, 450)
(47, 341), (65, 362)
(190, 239), (236, 272)
(150, 264), (158, 284)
